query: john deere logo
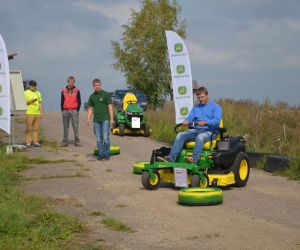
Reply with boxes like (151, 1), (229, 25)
(0, 107), (3, 116)
(178, 86), (187, 95)
(174, 43), (183, 53)
(176, 65), (185, 74)
(180, 107), (188, 116)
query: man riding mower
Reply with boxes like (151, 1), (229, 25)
(141, 87), (250, 190)
(112, 92), (150, 137)
(141, 122), (250, 189)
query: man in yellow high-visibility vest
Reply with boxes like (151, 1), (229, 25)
(24, 80), (43, 147)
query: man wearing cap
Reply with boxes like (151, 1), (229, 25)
(24, 80), (43, 147)
(61, 76), (81, 146)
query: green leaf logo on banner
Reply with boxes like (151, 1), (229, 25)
(174, 43), (183, 53)
(178, 86), (187, 95)
(0, 107), (3, 116)
(180, 107), (188, 116)
(176, 65), (185, 74)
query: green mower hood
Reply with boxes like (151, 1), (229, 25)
(126, 103), (144, 113)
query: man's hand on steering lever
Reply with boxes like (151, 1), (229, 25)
(182, 120), (189, 126)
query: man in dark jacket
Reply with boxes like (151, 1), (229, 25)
(61, 76), (81, 146)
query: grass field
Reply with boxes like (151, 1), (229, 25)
(146, 99), (300, 180)
(0, 150), (89, 249)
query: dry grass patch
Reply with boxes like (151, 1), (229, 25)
(101, 217), (133, 233)
(89, 211), (106, 217)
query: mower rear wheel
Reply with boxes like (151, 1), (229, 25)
(191, 173), (209, 188)
(231, 152), (250, 187)
(119, 123), (125, 136)
(141, 171), (160, 190)
(143, 124), (150, 137)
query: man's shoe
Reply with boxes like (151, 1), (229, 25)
(97, 157), (103, 161)
(75, 142), (81, 147)
(184, 157), (194, 164)
(103, 157), (110, 161)
(61, 142), (68, 147)
(25, 144), (31, 148)
(157, 156), (172, 162)
(33, 143), (41, 147)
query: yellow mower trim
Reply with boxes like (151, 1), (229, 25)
(208, 172), (235, 186)
(133, 161), (150, 169)
(185, 140), (218, 149)
(112, 127), (145, 135)
(159, 171), (174, 183)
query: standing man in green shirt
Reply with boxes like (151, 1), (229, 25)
(86, 78), (114, 160)
(24, 80), (43, 147)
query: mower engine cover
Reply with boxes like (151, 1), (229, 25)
(213, 136), (246, 169)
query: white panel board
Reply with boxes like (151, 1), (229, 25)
(10, 70), (27, 111)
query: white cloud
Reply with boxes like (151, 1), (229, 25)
(187, 17), (300, 72)
(75, 0), (140, 25)
(286, 19), (300, 31)
(15, 24), (94, 65)
(187, 40), (237, 66)
(73, 0), (141, 45)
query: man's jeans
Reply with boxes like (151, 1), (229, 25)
(93, 120), (110, 159)
(169, 129), (214, 163)
(62, 110), (79, 143)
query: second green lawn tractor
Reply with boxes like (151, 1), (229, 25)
(141, 122), (250, 190)
(112, 92), (150, 137)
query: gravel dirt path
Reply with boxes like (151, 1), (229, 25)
(12, 112), (300, 249)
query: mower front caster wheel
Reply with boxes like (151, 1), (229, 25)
(191, 173), (209, 188)
(141, 171), (160, 190)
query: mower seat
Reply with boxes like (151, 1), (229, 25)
(185, 120), (224, 150)
(123, 93), (138, 112)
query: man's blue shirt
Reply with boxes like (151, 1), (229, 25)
(185, 100), (222, 131)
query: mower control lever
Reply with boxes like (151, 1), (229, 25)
(174, 123), (196, 133)
(174, 122), (216, 135)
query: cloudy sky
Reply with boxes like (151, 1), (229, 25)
(1, 0), (300, 110)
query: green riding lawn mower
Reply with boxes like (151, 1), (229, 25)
(141, 123), (250, 191)
(112, 92), (150, 137)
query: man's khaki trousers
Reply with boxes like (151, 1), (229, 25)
(26, 114), (40, 145)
